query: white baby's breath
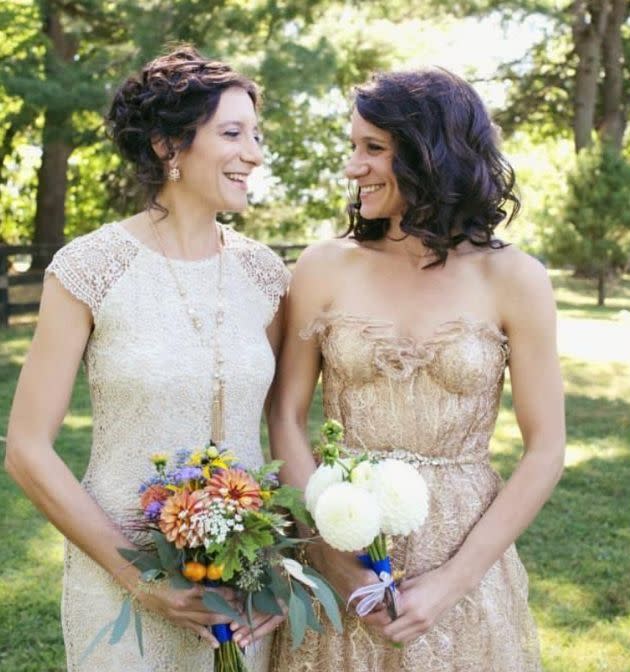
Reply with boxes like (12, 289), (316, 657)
(314, 482), (381, 551)
(371, 460), (429, 535)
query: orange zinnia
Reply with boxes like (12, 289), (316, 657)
(206, 469), (263, 511)
(159, 489), (207, 548)
(140, 484), (170, 511)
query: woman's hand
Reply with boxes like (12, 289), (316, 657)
(313, 544), (384, 604)
(136, 582), (242, 648)
(230, 607), (288, 647)
(362, 565), (464, 644)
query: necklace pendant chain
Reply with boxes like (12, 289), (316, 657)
(150, 219), (226, 445)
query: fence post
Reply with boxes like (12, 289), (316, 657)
(0, 248), (8, 328)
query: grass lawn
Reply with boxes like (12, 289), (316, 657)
(1, 270), (629, 671)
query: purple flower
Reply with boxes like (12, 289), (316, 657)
(263, 473), (280, 487)
(169, 466), (203, 484)
(144, 501), (164, 520)
(138, 474), (166, 494)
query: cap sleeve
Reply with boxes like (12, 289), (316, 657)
(45, 224), (138, 317)
(223, 227), (291, 326)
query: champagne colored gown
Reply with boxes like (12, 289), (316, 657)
(272, 311), (542, 672)
(46, 222), (289, 671)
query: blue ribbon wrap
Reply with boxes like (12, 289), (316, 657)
(211, 623), (233, 644)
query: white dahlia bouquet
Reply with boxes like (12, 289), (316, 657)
(306, 420), (429, 619)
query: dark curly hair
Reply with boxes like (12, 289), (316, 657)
(107, 45), (259, 209)
(345, 68), (519, 266)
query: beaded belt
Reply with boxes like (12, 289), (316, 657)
(344, 447), (489, 467)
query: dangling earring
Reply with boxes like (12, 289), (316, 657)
(168, 166), (181, 182)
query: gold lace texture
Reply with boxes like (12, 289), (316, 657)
(271, 311), (541, 672)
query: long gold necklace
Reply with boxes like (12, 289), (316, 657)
(150, 220), (226, 444)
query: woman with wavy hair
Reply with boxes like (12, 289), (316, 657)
(270, 69), (564, 670)
(5, 46), (288, 671)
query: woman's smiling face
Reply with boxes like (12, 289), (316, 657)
(175, 86), (264, 212)
(344, 108), (406, 221)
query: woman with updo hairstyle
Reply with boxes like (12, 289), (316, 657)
(271, 68), (564, 671)
(6, 45), (288, 671)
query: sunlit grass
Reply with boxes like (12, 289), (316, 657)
(1, 277), (629, 671)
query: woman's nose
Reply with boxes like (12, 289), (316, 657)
(242, 137), (264, 166)
(344, 157), (369, 179)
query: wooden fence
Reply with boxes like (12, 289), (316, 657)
(0, 242), (306, 328)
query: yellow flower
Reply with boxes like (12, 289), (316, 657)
(260, 490), (272, 502)
(206, 445), (219, 459)
(151, 453), (168, 469)
(189, 451), (203, 466)
(210, 458), (229, 470)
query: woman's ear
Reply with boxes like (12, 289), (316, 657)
(151, 136), (177, 165)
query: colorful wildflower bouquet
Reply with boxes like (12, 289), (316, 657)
(85, 443), (341, 671)
(305, 420), (429, 619)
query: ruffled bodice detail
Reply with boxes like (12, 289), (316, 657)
(303, 311), (509, 461)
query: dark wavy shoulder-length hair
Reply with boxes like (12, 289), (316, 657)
(107, 44), (259, 210)
(345, 68), (519, 266)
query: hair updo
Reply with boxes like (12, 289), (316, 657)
(107, 45), (259, 208)
(345, 68), (519, 266)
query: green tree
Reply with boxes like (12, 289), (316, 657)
(541, 143), (630, 305)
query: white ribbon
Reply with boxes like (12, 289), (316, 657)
(347, 571), (398, 617)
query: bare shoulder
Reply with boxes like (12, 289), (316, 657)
(296, 237), (360, 268)
(291, 237), (360, 309)
(481, 245), (556, 327)
(483, 245), (552, 296)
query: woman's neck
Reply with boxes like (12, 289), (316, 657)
(147, 187), (221, 259)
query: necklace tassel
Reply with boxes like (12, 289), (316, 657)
(211, 380), (225, 444)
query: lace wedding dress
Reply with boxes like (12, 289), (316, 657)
(46, 222), (289, 671)
(272, 311), (542, 672)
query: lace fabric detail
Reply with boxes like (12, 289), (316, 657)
(51, 222), (282, 671)
(272, 310), (541, 671)
(45, 225), (139, 317)
(223, 226), (290, 324)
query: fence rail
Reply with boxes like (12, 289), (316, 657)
(0, 241), (306, 328)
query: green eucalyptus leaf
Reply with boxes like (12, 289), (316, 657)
(292, 580), (322, 632)
(252, 586), (284, 616)
(268, 567), (291, 603)
(134, 610), (144, 657)
(109, 597), (132, 645)
(151, 530), (180, 571)
(304, 567), (342, 632)
(140, 568), (164, 582)
(118, 548), (163, 572)
(170, 573), (195, 590)
(202, 590), (245, 625)
(288, 592), (307, 650)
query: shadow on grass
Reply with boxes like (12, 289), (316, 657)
(522, 450), (630, 628)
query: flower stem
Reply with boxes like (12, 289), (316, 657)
(367, 533), (387, 562)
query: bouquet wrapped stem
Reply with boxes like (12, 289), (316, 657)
(214, 624), (247, 672)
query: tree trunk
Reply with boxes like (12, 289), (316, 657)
(31, 0), (76, 268)
(597, 266), (606, 306)
(599, 0), (627, 152)
(32, 110), (73, 267)
(572, 0), (610, 152)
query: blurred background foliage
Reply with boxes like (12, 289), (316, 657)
(0, 0), (629, 302)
